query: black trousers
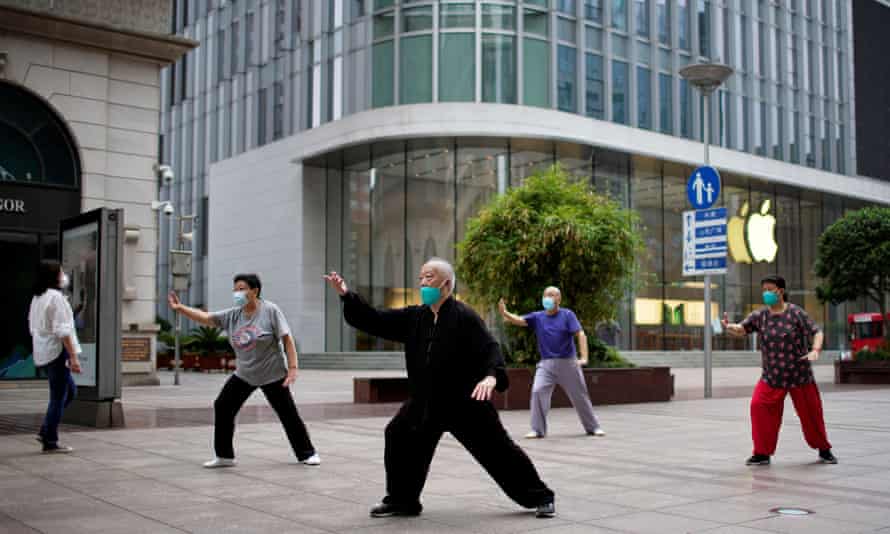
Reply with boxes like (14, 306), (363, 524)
(383, 399), (554, 509)
(213, 374), (315, 461)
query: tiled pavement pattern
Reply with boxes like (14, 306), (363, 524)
(1, 369), (889, 533)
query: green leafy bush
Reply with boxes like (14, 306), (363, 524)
(189, 326), (231, 355)
(456, 165), (645, 367)
(854, 349), (890, 361)
(586, 337), (635, 368)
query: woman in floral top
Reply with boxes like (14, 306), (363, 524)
(722, 274), (837, 466)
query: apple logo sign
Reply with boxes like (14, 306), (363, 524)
(727, 199), (778, 263)
(728, 201), (752, 263)
(747, 199), (778, 262)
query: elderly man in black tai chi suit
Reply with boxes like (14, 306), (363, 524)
(324, 257), (556, 519)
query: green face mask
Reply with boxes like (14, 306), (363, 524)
(420, 286), (440, 306)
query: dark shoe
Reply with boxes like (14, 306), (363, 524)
(369, 502), (422, 518)
(746, 454), (771, 466)
(819, 449), (838, 464)
(42, 444), (73, 454)
(535, 501), (556, 518)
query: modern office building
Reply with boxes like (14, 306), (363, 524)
(0, 0), (194, 383)
(160, 0), (890, 357)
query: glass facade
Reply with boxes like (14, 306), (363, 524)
(311, 136), (874, 353)
(161, 0), (858, 319)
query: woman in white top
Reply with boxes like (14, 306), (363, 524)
(28, 260), (82, 453)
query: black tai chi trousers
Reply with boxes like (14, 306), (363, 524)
(213, 373), (316, 461)
(383, 398), (554, 509)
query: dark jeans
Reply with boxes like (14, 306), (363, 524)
(213, 374), (316, 461)
(39, 350), (76, 446)
(383, 399), (554, 509)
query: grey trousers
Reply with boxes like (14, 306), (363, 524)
(530, 358), (600, 436)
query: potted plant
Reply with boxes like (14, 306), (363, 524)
(189, 326), (231, 372)
(456, 166), (672, 410)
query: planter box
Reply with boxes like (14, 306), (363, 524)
(491, 366), (674, 411)
(352, 367), (673, 408)
(156, 353), (173, 370)
(835, 360), (890, 384)
(197, 354), (229, 372)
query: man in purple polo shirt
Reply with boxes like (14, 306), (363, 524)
(499, 287), (604, 439)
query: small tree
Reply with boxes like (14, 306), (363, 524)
(814, 206), (890, 339)
(456, 165), (645, 366)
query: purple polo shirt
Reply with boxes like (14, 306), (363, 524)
(523, 308), (582, 359)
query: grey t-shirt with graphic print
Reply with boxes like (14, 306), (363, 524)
(210, 300), (291, 387)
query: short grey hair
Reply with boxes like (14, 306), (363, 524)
(424, 257), (456, 290)
(544, 286), (561, 297)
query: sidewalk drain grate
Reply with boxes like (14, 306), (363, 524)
(770, 507), (814, 516)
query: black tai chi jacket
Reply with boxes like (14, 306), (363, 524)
(340, 291), (509, 411)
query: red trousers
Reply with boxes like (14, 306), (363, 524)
(750, 380), (831, 456)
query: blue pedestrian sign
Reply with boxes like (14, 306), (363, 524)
(683, 207), (728, 276)
(687, 166), (721, 209)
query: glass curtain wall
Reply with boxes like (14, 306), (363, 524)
(319, 137), (874, 353)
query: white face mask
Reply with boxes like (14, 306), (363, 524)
(59, 273), (70, 289)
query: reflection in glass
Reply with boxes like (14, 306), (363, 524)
(524, 8), (549, 37)
(585, 0), (603, 24)
(612, 0), (628, 31)
(656, 0), (670, 45)
(440, 33), (475, 102)
(406, 139), (455, 305)
(482, 4), (516, 30)
(637, 66), (651, 129)
(371, 142), (407, 349)
(401, 6), (433, 33)
(635, 0), (650, 38)
(441, 3), (475, 29)
(510, 139), (554, 186)
(373, 11), (395, 39)
(585, 53), (605, 119)
(698, 0), (710, 57)
(678, 0), (690, 50)
(524, 38), (550, 107)
(612, 60), (629, 124)
(558, 46), (578, 112)
(482, 34), (517, 104)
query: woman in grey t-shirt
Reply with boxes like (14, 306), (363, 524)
(168, 273), (319, 468)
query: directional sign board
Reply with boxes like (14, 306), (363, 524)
(687, 166), (721, 209)
(683, 207), (728, 276)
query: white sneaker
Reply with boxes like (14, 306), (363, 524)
(524, 431), (544, 439)
(203, 457), (237, 468)
(587, 428), (606, 437)
(300, 453), (321, 466)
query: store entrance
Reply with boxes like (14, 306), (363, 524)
(0, 232), (60, 379)
(1, 80), (82, 380)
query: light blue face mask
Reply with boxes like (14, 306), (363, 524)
(762, 290), (780, 306)
(542, 296), (556, 311)
(233, 291), (248, 307)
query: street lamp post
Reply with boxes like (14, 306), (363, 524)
(679, 62), (733, 399)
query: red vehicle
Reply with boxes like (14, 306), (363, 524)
(848, 313), (890, 354)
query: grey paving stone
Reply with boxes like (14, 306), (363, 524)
(592, 510), (726, 534)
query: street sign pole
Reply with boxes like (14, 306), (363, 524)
(680, 61), (733, 400)
(703, 91), (713, 399)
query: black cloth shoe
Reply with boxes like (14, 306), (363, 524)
(535, 501), (556, 518)
(819, 449), (838, 464)
(746, 454), (771, 466)
(369, 502), (422, 518)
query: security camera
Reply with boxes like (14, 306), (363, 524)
(155, 164), (174, 185)
(163, 203), (174, 216)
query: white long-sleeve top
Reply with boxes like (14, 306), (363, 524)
(28, 289), (82, 366)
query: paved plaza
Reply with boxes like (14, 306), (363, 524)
(1, 368), (890, 533)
